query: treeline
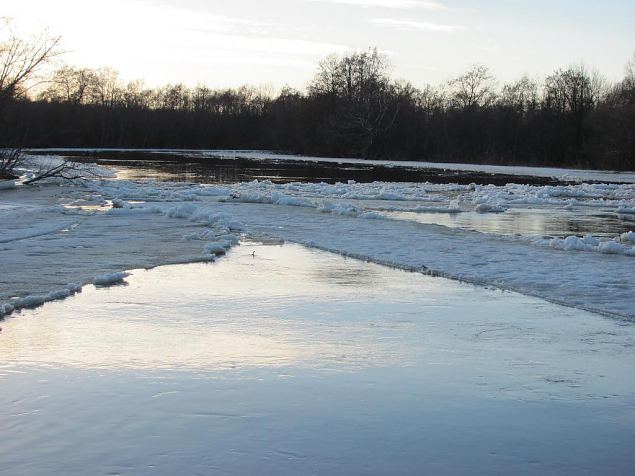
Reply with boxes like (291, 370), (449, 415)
(1, 49), (634, 169)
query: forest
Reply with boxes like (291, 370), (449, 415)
(1, 45), (634, 170)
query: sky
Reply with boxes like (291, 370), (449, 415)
(3, 0), (634, 91)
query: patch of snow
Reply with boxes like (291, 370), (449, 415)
(0, 180), (16, 190)
(203, 242), (226, 255)
(621, 231), (635, 243)
(598, 240), (628, 255)
(166, 203), (198, 219)
(0, 302), (15, 317)
(12, 294), (47, 309)
(93, 272), (130, 286)
(526, 234), (635, 257)
(318, 201), (363, 217)
(475, 203), (506, 213)
(67, 282), (83, 294)
(271, 191), (314, 207)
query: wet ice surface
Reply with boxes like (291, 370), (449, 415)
(1, 244), (634, 475)
(381, 205), (633, 237)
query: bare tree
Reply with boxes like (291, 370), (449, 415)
(122, 79), (152, 109)
(543, 64), (609, 158)
(40, 66), (95, 104)
(499, 75), (539, 114)
(308, 48), (403, 156)
(415, 84), (446, 115)
(625, 53), (635, 93)
(89, 67), (122, 107)
(308, 53), (343, 102)
(0, 18), (61, 112)
(619, 53), (635, 105)
(448, 64), (496, 109)
(1, 20), (62, 180)
(544, 64), (604, 114)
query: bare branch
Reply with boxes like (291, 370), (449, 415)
(22, 158), (102, 185)
(0, 148), (21, 178)
(0, 19), (62, 110)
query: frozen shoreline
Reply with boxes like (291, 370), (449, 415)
(1, 173), (634, 320)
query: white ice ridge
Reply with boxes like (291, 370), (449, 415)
(1, 173), (634, 319)
(0, 283), (83, 318)
(93, 272), (130, 286)
(525, 234), (635, 257)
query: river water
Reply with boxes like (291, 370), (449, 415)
(86, 152), (634, 238)
(1, 243), (634, 475)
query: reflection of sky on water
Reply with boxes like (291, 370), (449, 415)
(109, 160), (439, 185)
(1, 244), (452, 372)
(101, 156), (556, 186)
(2, 242), (633, 383)
(2, 244), (635, 474)
(383, 206), (632, 237)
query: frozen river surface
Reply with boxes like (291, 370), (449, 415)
(1, 244), (634, 475)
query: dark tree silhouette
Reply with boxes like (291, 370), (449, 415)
(0, 19), (61, 113)
(1, 47), (634, 171)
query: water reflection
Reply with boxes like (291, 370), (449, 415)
(1, 245), (445, 372)
(384, 207), (632, 237)
(2, 242), (633, 377)
(2, 244), (635, 475)
(54, 150), (559, 186)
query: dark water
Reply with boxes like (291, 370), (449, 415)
(45, 150), (564, 186)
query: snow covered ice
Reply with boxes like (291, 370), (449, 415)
(1, 164), (635, 318)
(92, 271), (130, 286)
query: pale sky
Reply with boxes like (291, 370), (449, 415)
(4, 0), (634, 91)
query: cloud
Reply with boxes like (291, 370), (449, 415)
(186, 31), (349, 59)
(311, 0), (445, 10)
(371, 18), (463, 32)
